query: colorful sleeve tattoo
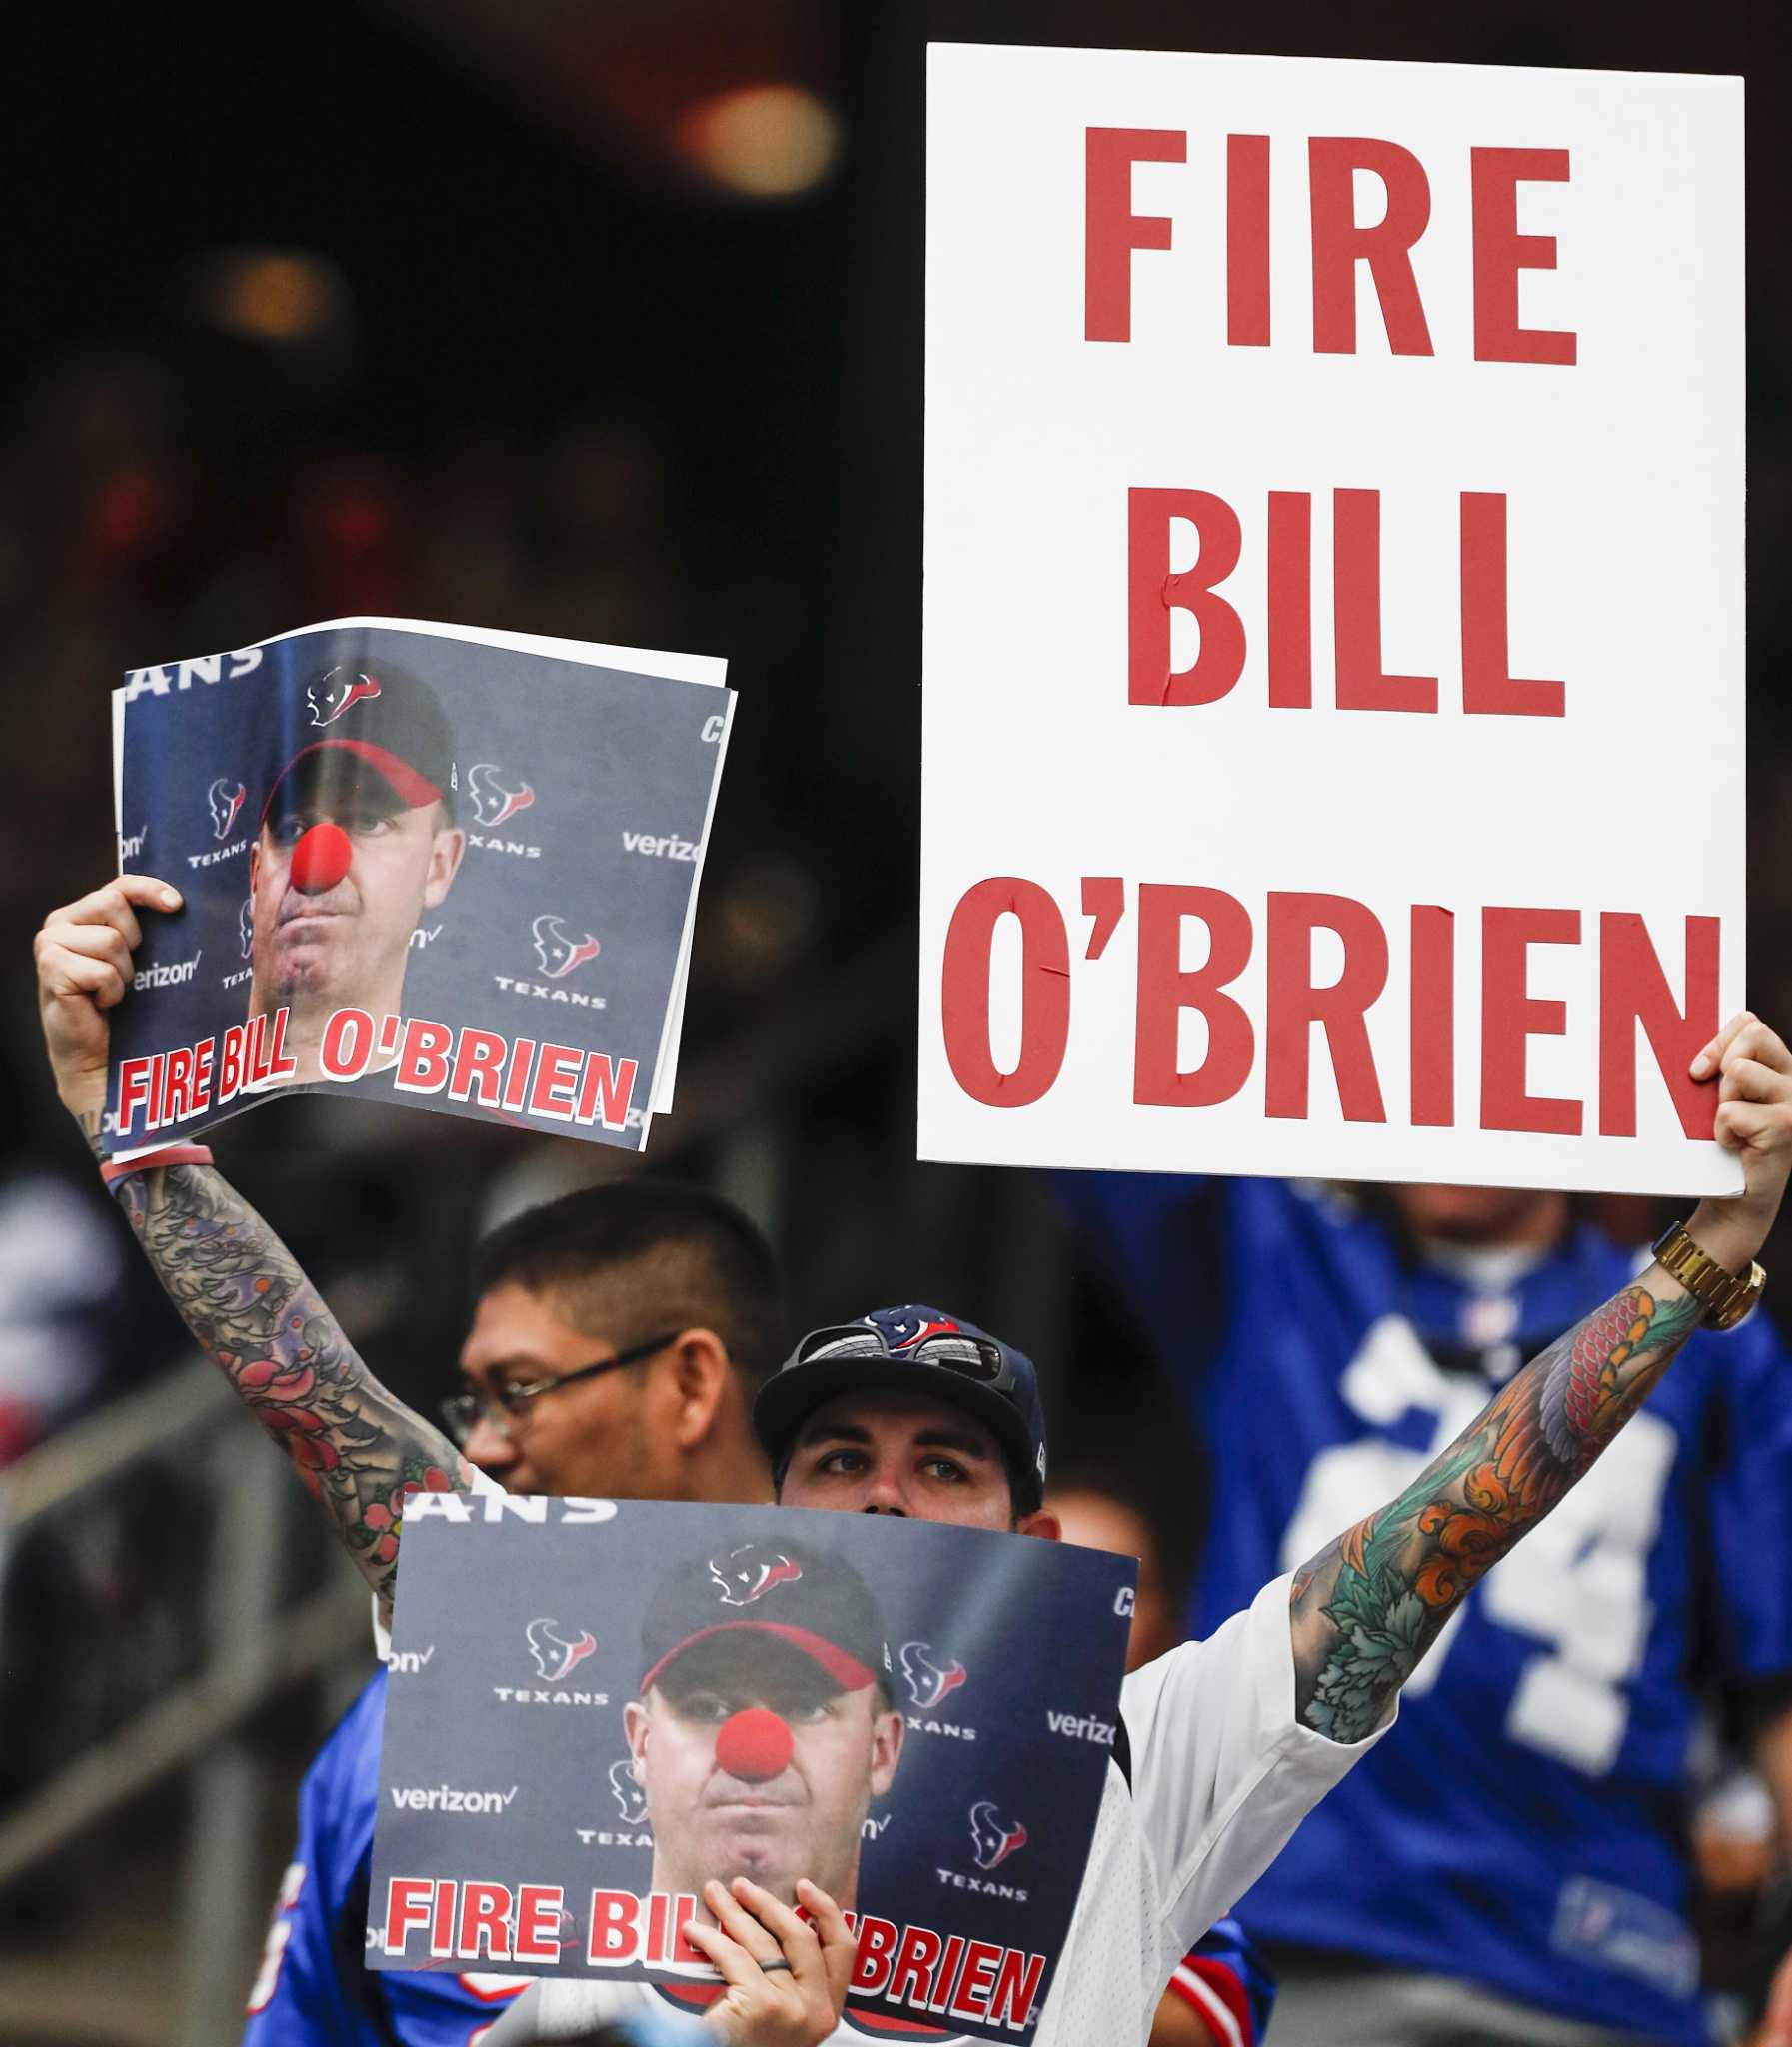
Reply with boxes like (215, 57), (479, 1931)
(113, 1163), (477, 1610)
(1289, 1280), (1704, 1743)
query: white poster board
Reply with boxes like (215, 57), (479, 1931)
(920, 43), (1744, 1195)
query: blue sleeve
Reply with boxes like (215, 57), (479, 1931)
(1701, 1312), (1792, 1682)
(1168, 1916), (1277, 2043)
(243, 1669), (535, 2047)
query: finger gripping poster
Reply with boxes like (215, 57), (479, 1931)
(108, 617), (730, 1156)
(370, 1500), (1133, 2043)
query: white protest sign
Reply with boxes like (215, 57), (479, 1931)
(920, 44), (1744, 1195)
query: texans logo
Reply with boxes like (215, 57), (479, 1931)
(968, 1801), (1028, 1872)
(525, 1617), (597, 1684)
(468, 762), (537, 829)
(306, 666), (382, 728)
(899, 1642), (968, 1712)
(207, 778), (246, 842)
(238, 897), (254, 962)
(709, 1545), (804, 1609)
(875, 1308), (963, 1352)
(608, 1758), (649, 1827)
(532, 912), (600, 980)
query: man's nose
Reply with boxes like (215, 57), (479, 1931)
(861, 1466), (908, 1516)
(463, 1409), (515, 1473)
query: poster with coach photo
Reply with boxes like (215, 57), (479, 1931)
(368, 1499), (1134, 2044)
(106, 616), (730, 1158)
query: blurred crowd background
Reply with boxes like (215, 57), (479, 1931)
(2, 2), (1789, 2042)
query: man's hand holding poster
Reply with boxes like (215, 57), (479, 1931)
(107, 617), (730, 1156)
(369, 1501), (1133, 2044)
(920, 46), (1745, 1196)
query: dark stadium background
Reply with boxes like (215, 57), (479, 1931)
(0, 2), (1784, 2038)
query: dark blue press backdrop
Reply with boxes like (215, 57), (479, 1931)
(371, 1500), (1134, 2037)
(110, 621), (729, 1152)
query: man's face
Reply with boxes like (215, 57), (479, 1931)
(1388, 1181), (1565, 1247)
(780, 1390), (1021, 1531)
(624, 1631), (902, 1907)
(248, 785), (463, 1010)
(457, 1283), (685, 1499)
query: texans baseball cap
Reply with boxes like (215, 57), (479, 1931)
(753, 1307), (1049, 1514)
(639, 1536), (892, 1699)
(263, 659), (458, 826)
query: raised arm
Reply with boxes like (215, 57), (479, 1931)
(1290, 1013), (1792, 1745)
(35, 876), (476, 1612)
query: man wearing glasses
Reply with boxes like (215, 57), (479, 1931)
(244, 1178), (783, 2046)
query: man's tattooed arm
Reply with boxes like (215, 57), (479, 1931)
(114, 1162), (477, 1612)
(1289, 1278), (1704, 1744)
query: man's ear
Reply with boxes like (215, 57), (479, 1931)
(1015, 1508), (1061, 1542)
(663, 1328), (732, 1451)
(869, 1706), (905, 1798)
(422, 824), (467, 909)
(623, 1698), (651, 1767)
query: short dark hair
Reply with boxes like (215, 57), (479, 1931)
(473, 1179), (784, 1388)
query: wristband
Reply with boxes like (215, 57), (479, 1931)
(100, 1144), (215, 1187)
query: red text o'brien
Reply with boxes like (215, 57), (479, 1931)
(940, 880), (1721, 1140)
(313, 1013), (639, 1130)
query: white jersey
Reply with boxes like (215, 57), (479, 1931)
(483, 1573), (1388, 2046)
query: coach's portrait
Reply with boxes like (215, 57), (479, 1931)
(621, 1538), (904, 1915)
(247, 659), (466, 1082)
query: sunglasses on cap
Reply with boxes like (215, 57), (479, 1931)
(792, 1322), (1016, 1393)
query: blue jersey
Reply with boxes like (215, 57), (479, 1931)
(244, 1669), (533, 2046)
(1067, 1175), (1792, 2043)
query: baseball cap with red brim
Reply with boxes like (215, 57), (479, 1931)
(639, 1536), (892, 1700)
(263, 659), (458, 828)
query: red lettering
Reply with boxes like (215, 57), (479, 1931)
(585, 1889), (641, 1964)
(1227, 134), (1271, 345)
(265, 1006), (297, 1081)
(1128, 487), (1245, 706)
(851, 1916), (900, 1997)
(928, 1933), (968, 2013)
(988, 1947), (1048, 2031)
(514, 1885), (563, 1965)
(319, 1007), (375, 1081)
(1481, 907), (1582, 1134)
(1598, 913), (1720, 1139)
(1335, 489), (1436, 712)
(456, 1882), (512, 1961)
(888, 1925), (945, 2009)
(383, 1877), (434, 1956)
(216, 1024), (244, 1105)
(430, 1878), (457, 1959)
(1461, 492), (1563, 717)
(668, 1893), (706, 1970)
(163, 1044), (194, 1122)
(116, 1056), (154, 1137)
(1085, 128), (1186, 342)
(1309, 138), (1434, 356)
(940, 879), (1070, 1107)
(950, 1940), (1005, 2022)
(528, 1041), (583, 1121)
(449, 1027), (507, 1107)
(1265, 892), (1389, 1121)
(501, 1040), (537, 1114)
(1134, 885), (1255, 1106)
(1267, 490), (1312, 708)
(394, 1018), (453, 1096)
(575, 1052), (639, 1130)
(191, 1036), (215, 1113)
(1410, 906), (1456, 1127)
(1471, 147), (1575, 365)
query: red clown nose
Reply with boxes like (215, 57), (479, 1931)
(714, 1707), (793, 1783)
(290, 821), (354, 896)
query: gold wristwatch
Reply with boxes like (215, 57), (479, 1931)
(1650, 1221), (1766, 1331)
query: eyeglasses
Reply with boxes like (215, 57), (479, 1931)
(439, 1331), (680, 1445)
(793, 1324), (1015, 1394)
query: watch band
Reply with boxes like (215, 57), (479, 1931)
(1650, 1221), (1766, 1332)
